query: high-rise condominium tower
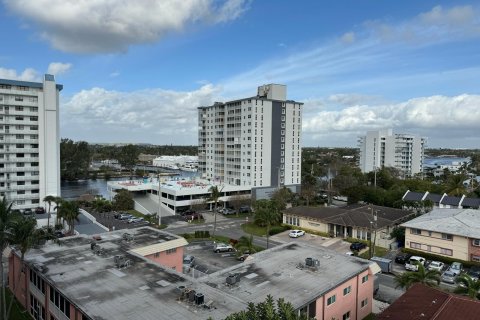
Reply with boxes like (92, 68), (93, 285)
(198, 84), (302, 190)
(0, 75), (62, 210)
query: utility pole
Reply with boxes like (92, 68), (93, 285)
(157, 174), (162, 226)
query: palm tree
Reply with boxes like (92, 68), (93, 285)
(56, 200), (80, 235)
(53, 196), (64, 226)
(208, 186), (222, 239)
(43, 195), (56, 228)
(0, 197), (17, 320)
(235, 235), (257, 255)
(7, 216), (37, 317)
(445, 174), (467, 196)
(254, 200), (280, 249)
(394, 264), (441, 289)
(454, 274), (480, 299)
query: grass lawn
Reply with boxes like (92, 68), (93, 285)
(241, 222), (267, 236)
(127, 209), (146, 217)
(359, 246), (389, 259)
(6, 289), (32, 320)
(222, 213), (253, 219)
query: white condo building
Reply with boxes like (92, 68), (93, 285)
(0, 75), (61, 210)
(198, 84), (303, 193)
(358, 129), (426, 177)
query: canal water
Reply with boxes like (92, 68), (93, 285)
(61, 171), (198, 200)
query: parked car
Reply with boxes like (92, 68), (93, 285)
(183, 212), (203, 221)
(113, 212), (121, 219)
(394, 253), (412, 264)
(217, 208), (225, 213)
(350, 242), (367, 251)
(427, 261), (445, 272)
(467, 266), (480, 281)
(119, 214), (133, 221)
(449, 262), (463, 276)
(237, 252), (250, 261)
(222, 208), (236, 215)
(441, 270), (457, 284)
(213, 243), (234, 253)
(289, 230), (306, 238)
(35, 207), (45, 214)
(238, 206), (251, 213)
(23, 208), (33, 216)
(128, 217), (144, 224)
(54, 231), (65, 238)
(405, 256), (426, 271)
(183, 255), (195, 267)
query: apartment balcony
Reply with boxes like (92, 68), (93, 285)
(0, 167), (38, 173)
(3, 138), (39, 144)
(0, 185), (39, 192)
(5, 194), (40, 201)
(1, 129), (38, 135)
(2, 148), (38, 154)
(1, 109), (38, 116)
(0, 176), (33, 182)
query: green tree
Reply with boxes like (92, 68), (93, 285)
(271, 187), (293, 210)
(394, 264), (440, 289)
(445, 173), (468, 196)
(454, 274), (480, 300)
(208, 186), (222, 238)
(113, 189), (134, 211)
(56, 200), (80, 235)
(43, 195), (56, 228)
(117, 144), (139, 176)
(224, 295), (312, 320)
(254, 200), (281, 249)
(235, 235), (257, 255)
(301, 174), (317, 206)
(60, 139), (91, 180)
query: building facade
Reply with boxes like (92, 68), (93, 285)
(358, 129), (425, 177)
(0, 75), (61, 210)
(198, 84), (302, 189)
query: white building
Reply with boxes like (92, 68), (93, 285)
(198, 84), (303, 193)
(152, 155), (198, 170)
(358, 129), (426, 177)
(0, 75), (61, 210)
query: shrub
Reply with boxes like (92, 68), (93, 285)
(269, 225), (290, 236)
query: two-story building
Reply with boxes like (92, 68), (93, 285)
(402, 208), (480, 262)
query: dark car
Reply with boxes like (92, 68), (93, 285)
(238, 206), (251, 213)
(467, 266), (480, 281)
(395, 253), (412, 264)
(35, 207), (45, 214)
(350, 242), (367, 251)
(22, 208), (33, 216)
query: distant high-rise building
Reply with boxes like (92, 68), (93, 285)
(0, 75), (62, 210)
(358, 129), (426, 176)
(198, 84), (302, 190)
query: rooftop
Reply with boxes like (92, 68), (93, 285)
(402, 208), (480, 238)
(19, 228), (376, 320)
(377, 283), (480, 320)
(284, 204), (413, 229)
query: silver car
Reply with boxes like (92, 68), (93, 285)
(441, 270), (457, 284)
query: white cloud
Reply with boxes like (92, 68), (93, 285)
(47, 62), (72, 76)
(61, 84), (221, 143)
(0, 67), (39, 81)
(302, 94), (480, 146)
(4, 0), (249, 53)
(340, 32), (355, 44)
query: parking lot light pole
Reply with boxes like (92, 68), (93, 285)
(158, 174), (162, 226)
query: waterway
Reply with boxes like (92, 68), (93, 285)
(424, 156), (470, 168)
(61, 171), (198, 200)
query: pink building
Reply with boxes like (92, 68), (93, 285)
(9, 229), (379, 320)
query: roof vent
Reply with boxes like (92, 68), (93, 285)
(305, 257), (320, 267)
(226, 273), (240, 285)
(114, 255), (132, 269)
(195, 292), (204, 305)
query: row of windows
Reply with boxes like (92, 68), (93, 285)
(30, 294), (45, 320)
(410, 242), (453, 256)
(410, 228), (453, 240)
(30, 269), (46, 294)
(50, 287), (71, 317)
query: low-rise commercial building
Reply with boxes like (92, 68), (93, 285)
(283, 204), (414, 249)
(9, 227), (380, 320)
(402, 208), (480, 262)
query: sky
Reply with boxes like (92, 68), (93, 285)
(0, 0), (479, 148)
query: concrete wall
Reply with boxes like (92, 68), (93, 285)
(405, 227), (469, 260)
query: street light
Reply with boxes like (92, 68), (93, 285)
(368, 206), (378, 258)
(157, 174), (162, 226)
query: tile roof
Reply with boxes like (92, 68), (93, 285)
(403, 191), (425, 201)
(284, 205), (413, 229)
(425, 193), (443, 203)
(377, 283), (480, 320)
(402, 208), (480, 238)
(462, 197), (480, 208)
(440, 196), (462, 206)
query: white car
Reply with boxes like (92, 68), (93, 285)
(427, 261), (445, 272)
(289, 230), (305, 238)
(128, 217), (144, 224)
(213, 243), (234, 253)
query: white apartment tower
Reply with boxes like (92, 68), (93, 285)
(358, 129), (426, 177)
(198, 84), (302, 190)
(0, 75), (62, 210)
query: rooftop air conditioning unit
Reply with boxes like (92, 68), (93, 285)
(188, 290), (196, 302)
(226, 273), (240, 285)
(195, 293), (204, 305)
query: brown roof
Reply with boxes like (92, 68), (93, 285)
(377, 283), (480, 320)
(284, 204), (412, 229)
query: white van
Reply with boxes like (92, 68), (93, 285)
(405, 256), (426, 271)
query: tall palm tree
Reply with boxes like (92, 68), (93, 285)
(0, 197), (20, 319)
(394, 264), (441, 289)
(235, 235), (257, 255)
(7, 216), (37, 317)
(208, 186), (222, 239)
(56, 200), (80, 235)
(445, 174), (467, 196)
(454, 274), (480, 299)
(43, 195), (56, 228)
(53, 196), (64, 226)
(254, 200), (280, 249)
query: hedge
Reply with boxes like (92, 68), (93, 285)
(269, 225), (291, 236)
(402, 248), (480, 269)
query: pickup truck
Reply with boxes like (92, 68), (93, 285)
(405, 256), (426, 271)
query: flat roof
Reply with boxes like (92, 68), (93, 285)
(402, 208), (480, 238)
(19, 228), (375, 320)
(0, 76), (63, 91)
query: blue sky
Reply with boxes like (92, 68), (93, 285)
(1, 0), (479, 148)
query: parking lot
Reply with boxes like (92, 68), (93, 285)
(182, 240), (243, 278)
(271, 230), (355, 255)
(90, 211), (151, 231)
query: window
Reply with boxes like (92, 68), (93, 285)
(15, 96), (23, 102)
(442, 233), (453, 241)
(440, 248), (453, 256)
(362, 275), (368, 283)
(49, 288), (70, 317)
(166, 248), (177, 255)
(472, 255), (480, 262)
(327, 294), (336, 306)
(343, 311), (351, 320)
(154, 252), (160, 258)
(30, 294), (45, 320)
(343, 285), (351, 296)
(410, 228), (421, 235)
(473, 239), (480, 246)
(361, 298), (368, 308)
(30, 269), (46, 294)
(410, 242), (421, 249)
